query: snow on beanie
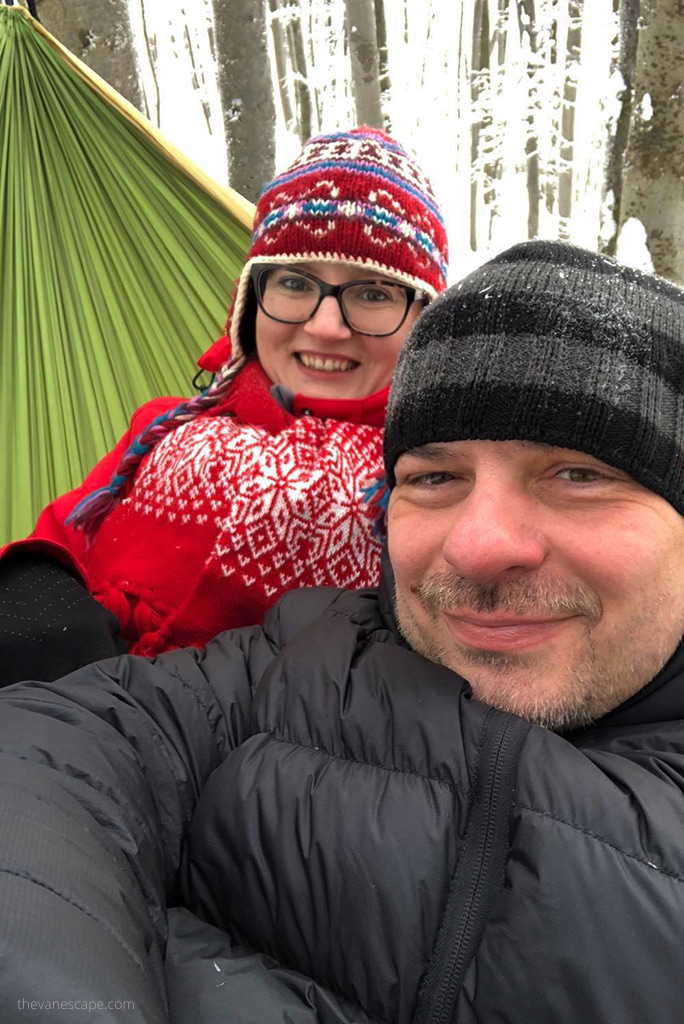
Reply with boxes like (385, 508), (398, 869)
(383, 240), (684, 513)
(227, 125), (449, 357)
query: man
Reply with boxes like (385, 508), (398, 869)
(1, 241), (683, 1024)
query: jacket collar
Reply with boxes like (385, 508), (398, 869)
(379, 548), (684, 729)
(378, 548), (410, 645)
(211, 358), (292, 434)
(201, 340), (388, 429)
(271, 382), (388, 427)
(584, 639), (684, 729)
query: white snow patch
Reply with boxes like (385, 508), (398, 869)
(127, 0), (228, 186)
(616, 218), (654, 273)
(598, 188), (617, 250)
(640, 92), (653, 121)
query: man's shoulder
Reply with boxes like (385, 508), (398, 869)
(263, 585), (382, 647)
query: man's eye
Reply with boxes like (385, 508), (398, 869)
(407, 471), (455, 486)
(556, 467), (604, 483)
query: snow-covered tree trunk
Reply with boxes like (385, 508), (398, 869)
(267, 0), (295, 132)
(616, 0), (684, 284)
(285, 1), (314, 143)
(213, 0), (276, 201)
(374, 0), (390, 114)
(35, 0), (143, 109)
(601, 0), (638, 256)
(558, 2), (582, 225)
(345, 0), (384, 129)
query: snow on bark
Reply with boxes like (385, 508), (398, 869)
(345, 0), (384, 129)
(616, 217), (655, 273)
(617, 0), (684, 285)
(213, 0), (276, 200)
(127, 0), (227, 186)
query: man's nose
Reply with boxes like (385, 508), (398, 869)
(304, 295), (352, 340)
(441, 483), (547, 584)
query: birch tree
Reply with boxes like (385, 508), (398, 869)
(213, 0), (276, 200)
(614, 0), (684, 284)
(35, 0), (143, 108)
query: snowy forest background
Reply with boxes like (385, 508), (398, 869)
(21, 0), (684, 285)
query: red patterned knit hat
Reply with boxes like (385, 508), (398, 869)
(228, 126), (449, 358)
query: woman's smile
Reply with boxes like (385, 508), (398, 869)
(296, 350), (359, 373)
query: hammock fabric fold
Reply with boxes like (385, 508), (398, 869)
(0, 5), (253, 543)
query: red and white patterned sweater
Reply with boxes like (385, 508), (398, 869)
(4, 360), (385, 655)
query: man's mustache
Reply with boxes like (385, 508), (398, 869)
(418, 570), (602, 621)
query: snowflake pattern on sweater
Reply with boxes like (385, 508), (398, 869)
(82, 410), (383, 655)
(130, 414), (383, 592)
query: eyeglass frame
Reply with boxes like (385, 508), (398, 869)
(249, 263), (427, 338)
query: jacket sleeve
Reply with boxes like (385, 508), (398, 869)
(0, 625), (273, 1024)
(0, 397), (181, 584)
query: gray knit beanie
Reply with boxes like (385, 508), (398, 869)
(384, 240), (684, 513)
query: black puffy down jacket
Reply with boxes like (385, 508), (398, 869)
(1, 576), (684, 1023)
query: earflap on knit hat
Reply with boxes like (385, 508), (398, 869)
(226, 125), (449, 361)
(384, 240), (684, 513)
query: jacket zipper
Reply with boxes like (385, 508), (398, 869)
(412, 710), (530, 1024)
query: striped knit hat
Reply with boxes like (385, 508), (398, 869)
(384, 240), (684, 513)
(228, 125), (449, 357)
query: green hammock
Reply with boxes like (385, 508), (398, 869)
(0, 5), (254, 544)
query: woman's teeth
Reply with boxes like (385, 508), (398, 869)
(298, 353), (356, 372)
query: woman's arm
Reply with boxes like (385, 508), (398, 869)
(0, 551), (127, 686)
(0, 398), (185, 684)
(0, 396), (183, 582)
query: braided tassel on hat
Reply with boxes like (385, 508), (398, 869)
(361, 472), (389, 538)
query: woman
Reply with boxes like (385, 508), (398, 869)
(0, 126), (448, 680)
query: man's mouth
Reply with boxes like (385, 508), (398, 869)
(296, 352), (358, 372)
(442, 611), (578, 651)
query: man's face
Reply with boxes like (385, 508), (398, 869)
(389, 440), (684, 730)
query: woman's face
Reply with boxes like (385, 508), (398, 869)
(254, 261), (424, 400)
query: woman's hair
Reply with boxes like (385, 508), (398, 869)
(236, 283), (258, 355)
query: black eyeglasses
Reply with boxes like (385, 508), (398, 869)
(250, 264), (426, 337)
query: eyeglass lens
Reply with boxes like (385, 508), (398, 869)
(258, 268), (409, 335)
